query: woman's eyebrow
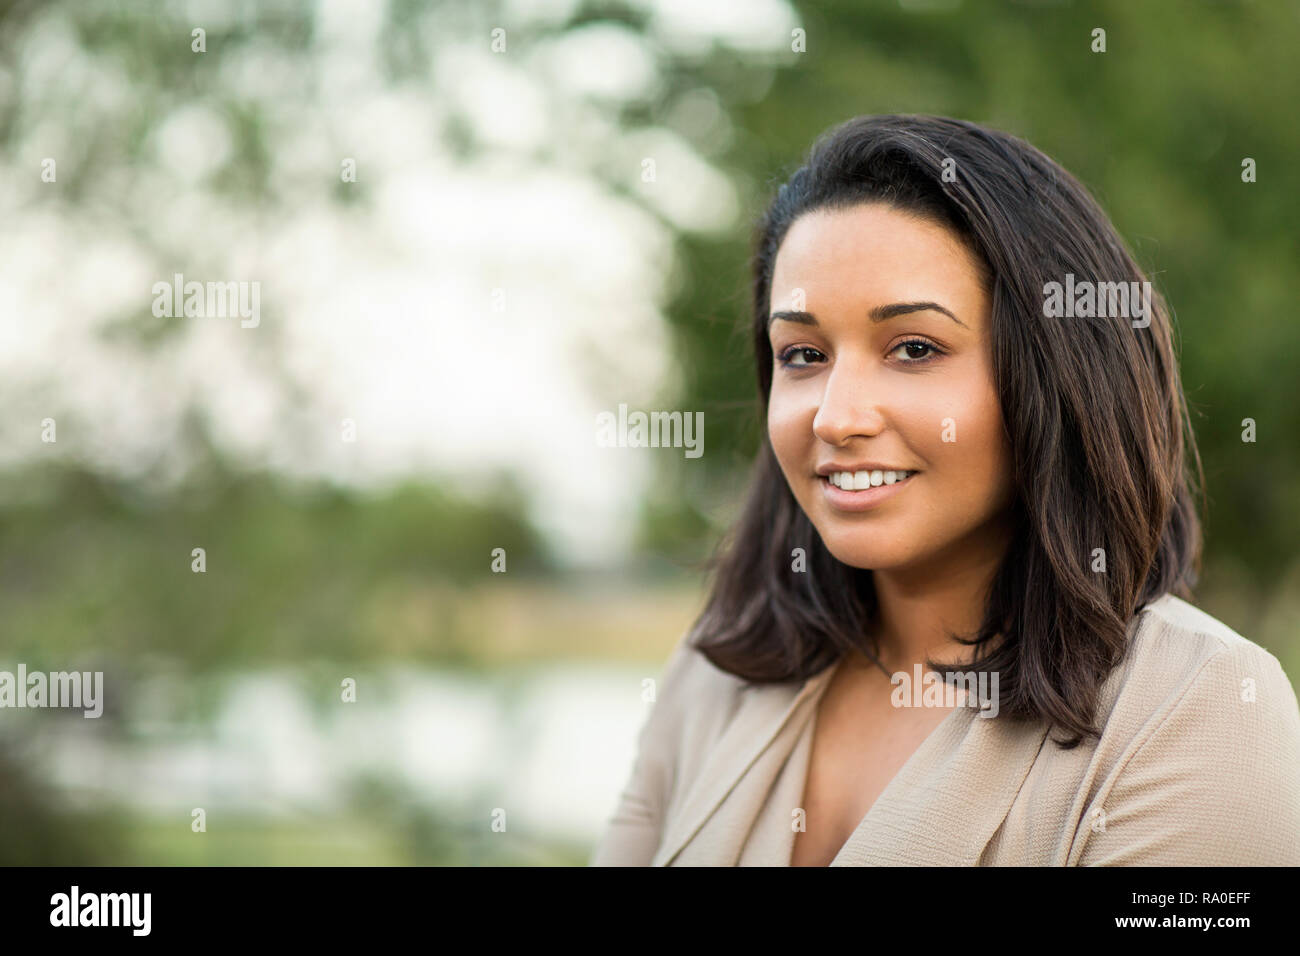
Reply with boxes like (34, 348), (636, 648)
(768, 301), (968, 329)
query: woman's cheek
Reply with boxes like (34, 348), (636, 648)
(892, 388), (955, 461)
(936, 389), (1010, 512)
(768, 388), (809, 444)
(766, 396), (802, 475)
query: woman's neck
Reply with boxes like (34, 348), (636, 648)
(865, 513), (1014, 674)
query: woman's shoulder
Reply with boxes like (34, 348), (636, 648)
(1137, 591), (1267, 653)
(633, 631), (753, 752)
(1068, 594), (1300, 864)
(1087, 592), (1300, 781)
(1118, 593), (1294, 705)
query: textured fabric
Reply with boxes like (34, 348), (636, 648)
(589, 594), (1300, 866)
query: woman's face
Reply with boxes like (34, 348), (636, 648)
(766, 202), (1015, 573)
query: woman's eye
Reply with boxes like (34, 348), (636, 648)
(776, 346), (825, 368)
(891, 339), (941, 362)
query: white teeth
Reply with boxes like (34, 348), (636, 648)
(828, 469), (915, 489)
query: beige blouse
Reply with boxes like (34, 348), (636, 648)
(589, 594), (1300, 865)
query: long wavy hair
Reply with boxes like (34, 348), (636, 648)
(688, 114), (1204, 748)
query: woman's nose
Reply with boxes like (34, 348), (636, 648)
(811, 360), (886, 446)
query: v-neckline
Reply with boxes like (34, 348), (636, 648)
(788, 656), (975, 866)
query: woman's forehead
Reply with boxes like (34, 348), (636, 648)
(770, 205), (988, 319)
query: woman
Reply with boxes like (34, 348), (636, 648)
(590, 114), (1300, 866)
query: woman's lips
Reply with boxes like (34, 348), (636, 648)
(819, 471), (918, 512)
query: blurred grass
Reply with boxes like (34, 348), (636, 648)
(16, 810), (591, 866)
(118, 815), (591, 866)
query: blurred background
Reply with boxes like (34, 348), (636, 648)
(1, 0), (1296, 865)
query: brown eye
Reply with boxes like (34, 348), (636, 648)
(777, 346), (825, 368)
(890, 339), (942, 363)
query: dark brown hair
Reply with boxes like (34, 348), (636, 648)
(688, 114), (1204, 748)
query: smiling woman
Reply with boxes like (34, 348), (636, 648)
(590, 114), (1300, 867)
(766, 203), (1013, 573)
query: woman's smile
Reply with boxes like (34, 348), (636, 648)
(818, 470), (920, 512)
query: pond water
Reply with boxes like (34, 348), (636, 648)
(10, 662), (658, 848)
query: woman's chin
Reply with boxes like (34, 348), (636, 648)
(819, 540), (914, 572)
